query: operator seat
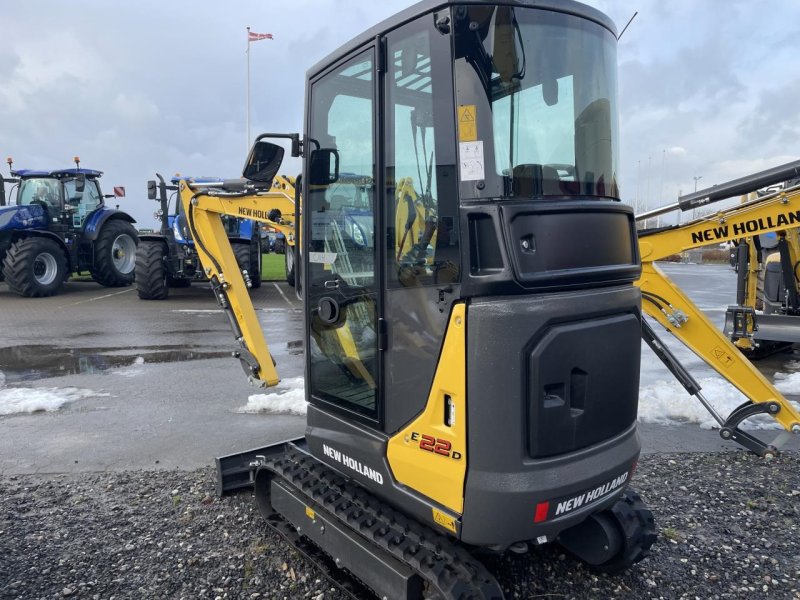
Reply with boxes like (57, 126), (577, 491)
(511, 163), (562, 197)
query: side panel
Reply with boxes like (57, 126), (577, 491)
(461, 285), (642, 546)
(386, 304), (467, 514)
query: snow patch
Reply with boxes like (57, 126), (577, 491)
(114, 357), (145, 378)
(773, 371), (800, 395)
(0, 387), (110, 416)
(638, 377), (782, 430)
(237, 377), (306, 415)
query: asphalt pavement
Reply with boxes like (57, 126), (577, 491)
(0, 263), (797, 476)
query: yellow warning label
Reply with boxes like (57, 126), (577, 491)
(458, 105), (477, 142)
(305, 506), (316, 520)
(712, 346), (735, 368)
(432, 508), (457, 534)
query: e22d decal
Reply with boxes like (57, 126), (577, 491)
(410, 432), (463, 460)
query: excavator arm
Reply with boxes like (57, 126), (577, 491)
(178, 179), (297, 387)
(638, 172), (800, 454)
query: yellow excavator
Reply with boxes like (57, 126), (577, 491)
(176, 1), (796, 597)
(635, 161), (800, 456)
(179, 2), (658, 597)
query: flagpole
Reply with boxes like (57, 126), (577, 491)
(246, 26), (251, 151)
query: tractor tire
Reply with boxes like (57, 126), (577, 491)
(285, 244), (296, 287)
(590, 489), (657, 574)
(233, 243), (255, 289)
(91, 220), (139, 287)
(2, 237), (68, 297)
(135, 241), (169, 300)
(250, 239), (262, 289)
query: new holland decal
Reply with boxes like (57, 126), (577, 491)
(691, 210), (800, 244)
(322, 444), (384, 485)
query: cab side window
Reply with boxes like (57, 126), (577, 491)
(64, 179), (102, 227)
(385, 20), (460, 288)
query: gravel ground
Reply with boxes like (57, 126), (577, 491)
(1, 452), (798, 600)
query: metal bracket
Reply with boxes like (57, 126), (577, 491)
(719, 401), (785, 457)
(724, 305), (757, 341)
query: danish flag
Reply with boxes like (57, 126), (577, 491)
(248, 31), (273, 42)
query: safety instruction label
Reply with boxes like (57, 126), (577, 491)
(459, 141), (485, 181)
(458, 104), (477, 142)
(309, 252), (337, 265)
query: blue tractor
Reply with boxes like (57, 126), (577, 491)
(0, 158), (138, 297)
(135, 173), (261, 299)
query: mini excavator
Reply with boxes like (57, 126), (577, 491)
(184, 1), (658, 597)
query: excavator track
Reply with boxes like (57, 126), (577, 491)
(255, 445), (504, 600)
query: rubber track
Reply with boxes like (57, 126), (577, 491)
(260, 447), (504, 600)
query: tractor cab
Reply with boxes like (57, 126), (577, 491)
(13, 168), (104, 230)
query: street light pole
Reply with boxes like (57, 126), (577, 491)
(246, 26), (251, 151)
(692, 175), (702, 219)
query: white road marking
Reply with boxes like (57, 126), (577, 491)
(59, 287), (135, 308)
(273, 282), (296, 309)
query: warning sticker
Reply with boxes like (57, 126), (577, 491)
(432, 508), (457, 534)
(458, 105), (477, 142)
(712, 346), (736, 368)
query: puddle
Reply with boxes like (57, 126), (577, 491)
(0, 344), (230, 384)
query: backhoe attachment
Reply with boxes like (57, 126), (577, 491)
(637, 161), (800, 455)
(177, 177), (297, 387)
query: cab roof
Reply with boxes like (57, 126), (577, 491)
(170, 176), (224, 185)
(307, 0), (617, 79)
(11, 168), (103, 179)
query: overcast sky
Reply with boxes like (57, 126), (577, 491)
(2, 1), (799, 228)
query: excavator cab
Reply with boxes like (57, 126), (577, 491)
(209, 2), (654, 597)
(293, 0), (643, 541)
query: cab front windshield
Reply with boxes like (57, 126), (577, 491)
(18, 178), (62, 207)
(454, 6), (619, 200)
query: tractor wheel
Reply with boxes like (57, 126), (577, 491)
(91, 220), (139, 287)
(2, 237), (67, 297)
(135, 241), (169, 300)
(249, 238), (262, 289)
(285, 244), (296, 287)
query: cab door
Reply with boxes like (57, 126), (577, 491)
(304, 48), (381, 423)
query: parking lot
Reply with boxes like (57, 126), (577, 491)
(0, 279), (305, 474)
(2, 263), (799, 478)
